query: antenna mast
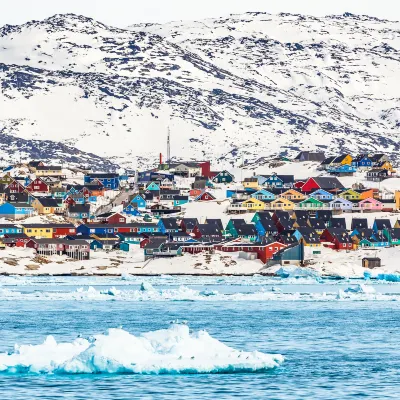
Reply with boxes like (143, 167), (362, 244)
(167, 127), (171, 164)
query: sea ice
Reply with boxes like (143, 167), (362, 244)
(0, 325), (284, 375)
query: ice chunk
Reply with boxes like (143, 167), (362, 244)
(0, 325), (284, 375)
(344, 284), (376, 294)
(377, 274), (400, 282)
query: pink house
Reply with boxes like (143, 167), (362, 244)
(359, 198), (383, 211)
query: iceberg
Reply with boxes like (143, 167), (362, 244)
(0, 325), (284, 375)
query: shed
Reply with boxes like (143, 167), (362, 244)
(362, 257), (381, 269)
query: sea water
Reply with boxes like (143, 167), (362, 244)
(0, 276), (399, 399)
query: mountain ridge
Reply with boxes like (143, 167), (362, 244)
(0, 12), (399, 169)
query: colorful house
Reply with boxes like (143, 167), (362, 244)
(173, 196), (189, 206)
(298, 197), (325, 209)
(352, 155), (372, 170)
(309, 189), (335, 202)
(242, 178), (259, 191)
(241, 198), (266, 211)
(358, 198), (383, 212)
(67, 204), (91, 220)
(146, 181), (160, 191)
(84, 173), (119, 190)
(263, 173), (294, 189)
(339, 189), (361, 201)
(279, 189), (306, 201)
(212, 171), (235, 184)
(195, 191), (216, 202)
(270, 198), (295, 211)
(130, 194), (147, 209)
(301, 177), (345, 193)
(158, 218), (180, 234)
(22, 224), (54, 238)
(329, 198), (354, 212)
(383, 229), (400, 246)
(0, 224), (23, 235)
(0, 202), (35, 220)
(32, 197), (63, 215)
(26, 178), (50, 193)
(123, 204), (142, 216)
(251, 189), (275, 201)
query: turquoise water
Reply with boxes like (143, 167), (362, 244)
(0, 276), (399, 399)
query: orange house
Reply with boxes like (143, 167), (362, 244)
(190, 188), (203, 198)
(358, 189), (375, 200)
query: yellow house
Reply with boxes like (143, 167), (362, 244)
(339, 189), (361, 201)
(395, 191), (400, 211)
(270, 198), (295, 211)
(23, 224), (53, 238)
(377, 161), (396, 173)
(31, 198), (62, 215)
(279, 189), (306, 201)
(241, 198), (266, 211)
(242, 177), (259, 191)
(338, 154), (353, 165)
(35, 166), (63, 177)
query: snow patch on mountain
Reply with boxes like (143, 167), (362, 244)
(0, 12), (399, 169)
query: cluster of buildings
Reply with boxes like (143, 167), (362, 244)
(296, 151), (396, 180)
(232, 175), (400, 213)
(0, 155), (399, 267)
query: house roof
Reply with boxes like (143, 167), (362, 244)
(321, 156), (336, 165)
(181, 218), (199, 230)
(332, 154), (350, 163)
(10, 202), (33, 208)
(142, 239), (166, 249)
(36, 166), (62, 171)
(293, 210), (310, 221)
(351, 219), (369, 230)
(205, 219), (224, 232)
(374, 219), (392, 230)
(352, 229), (374, 239)
(330, 218), (347, 229)
(230, 219), (246, 228)
(36, 197), (59, 207)
(313, 177), (345, 190)
(197, 224), (222, 236)
(160, 218), (180, 230)
(86, 173), (119, 178)
(295, 151), (325, 162)
(236, 224), (257, 236)
(308, 218), (326, 229)
(69, 204), (90, 213)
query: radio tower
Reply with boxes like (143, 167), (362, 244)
(167, 127), (171, 164)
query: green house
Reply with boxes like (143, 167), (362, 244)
(299, 197), (325, 209)
(383, 229), (400, 246)
(212, 170), (235, 184)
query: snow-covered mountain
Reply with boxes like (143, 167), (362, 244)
(0, 12), (399, 169)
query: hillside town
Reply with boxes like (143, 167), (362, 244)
(0, 151), (399, 276)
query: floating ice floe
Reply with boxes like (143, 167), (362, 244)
(275, 266), (322, 281)
(0, 324), (284, 375)
(344, 284), (376, 294)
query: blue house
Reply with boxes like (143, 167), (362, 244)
(372, 219), (392, 234)
(0, 203), (35, 220)
(173, 195), (189, 206)
(146, 182), (160, 191)
(262, 173), (294, 189)
(84, 173), (119, 190)
(327, 164), (357, 174)
(158, 218), (180, 234)
(123, 204), (142, 216)
(117, 232), (143, 245)
(130, 194), (146, 209)
(254, 217), (278, 239)
(77, 224), (117, 235)
(352, 155), (373, 170)
(0, 224), (23, 235)
(309, 189), (335, 201)
(251, 189), (275, 201)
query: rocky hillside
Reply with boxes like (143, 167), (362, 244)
(0, 12), (399, 169)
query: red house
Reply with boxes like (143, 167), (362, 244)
(50, 224), (77, 238)
(301, 177), (344, 194)
(189, 189), (203, 198)
(6, 180), (26, 193)
(320, 228), (353, 250)
(26, 178), (50, 193)
(214, 240), (287, 263)
(97, 212), (126, 224)
(3, 233), (30, 247)
(64, 196), (76, 207)
(195, 191), (216, 201)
